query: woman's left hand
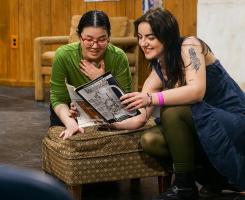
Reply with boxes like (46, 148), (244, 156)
(80, 59), (105, 80)
(69, 102), (79, 118)
(120, 92), (149, 110)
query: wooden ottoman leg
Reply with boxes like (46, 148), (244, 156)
(158, 174), (172, 194)
(67, 185), (82, 200)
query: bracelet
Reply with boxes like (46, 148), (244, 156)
(146, 93), (152, 106)
(157, 92), (165, 106)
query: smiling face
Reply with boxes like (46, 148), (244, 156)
(137, 22), (164, 60)
(80, 26), (109, 62)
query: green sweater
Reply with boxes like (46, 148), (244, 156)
(50, 42), (132, 108)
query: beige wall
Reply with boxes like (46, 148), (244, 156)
(197, 0), (245, 90)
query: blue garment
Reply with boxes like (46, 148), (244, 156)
(191, 60), (245, 190)
(153, 59), (245, 190)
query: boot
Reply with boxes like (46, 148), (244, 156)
(195, 162), (240, 198)
(198, 185), (222, 198)
(152, 172), (199, 200)
(199, 184), (240, 198)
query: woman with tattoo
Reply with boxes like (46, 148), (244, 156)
(111, 8), (245, 200)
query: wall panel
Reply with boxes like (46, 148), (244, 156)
(86, 2), (96, 11)
(51, 0), (71, 36)
(40, 0), (51, 36)
(70, 0), (83, 15)
(19, 0), (33, 84)
(95, 2), (117, 16)
(182, 0), (197, 36)
(164, 0), (196, 36)
(116, 0), (127, 16)
(0, 0), (196, 88)
(0, 0), (9, 80)
(8, 0), (19, 83)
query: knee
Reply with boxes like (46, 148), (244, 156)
(140, 132), (156, 150)
(160, 106), (191, 127)
(140, 127), (169, 157)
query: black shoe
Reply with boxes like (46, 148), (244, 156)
(152, 185), (199, 200)
(199, 184), (240, 199)
(199, 186), (222, 198)
(199, 185), (242, 200)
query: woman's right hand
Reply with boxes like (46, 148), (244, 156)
(59, 121), (84, 140)
(80, 59), (105, 80)
(54, 103), (84, 140)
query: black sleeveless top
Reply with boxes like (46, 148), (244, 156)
(152, 58), (245, 190)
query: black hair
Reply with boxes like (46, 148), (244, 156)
(77, 10), (111, 37)
(135, 8), (212, 88)
(134, 8), (184, 88)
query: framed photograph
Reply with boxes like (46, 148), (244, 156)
(142, 0), (163, 14)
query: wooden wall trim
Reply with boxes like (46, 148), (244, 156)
(0, 0), (196, 88)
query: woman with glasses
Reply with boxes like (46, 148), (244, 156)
(111, 8), (245, 200)
(50, 10), (132, 140)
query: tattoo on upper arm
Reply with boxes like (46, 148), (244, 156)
(189, 48), (201, 73)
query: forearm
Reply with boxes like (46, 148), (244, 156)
(112, 107), (153, 130)
(112, 115), (145, 130)
(150, 85), (205, 106)
(54, 103), (78, 128)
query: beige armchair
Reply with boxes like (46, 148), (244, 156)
(34, 16), (139, 101)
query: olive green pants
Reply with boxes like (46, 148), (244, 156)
(140, 106), (196, 172)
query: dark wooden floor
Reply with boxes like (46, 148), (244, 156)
(0, 85), (243, 200)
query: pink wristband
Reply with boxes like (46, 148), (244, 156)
(157, 92), (165, 106)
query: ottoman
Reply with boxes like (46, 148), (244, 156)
(42, 118), (171, 200)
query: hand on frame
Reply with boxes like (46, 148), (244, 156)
(120, 92), (150, 111)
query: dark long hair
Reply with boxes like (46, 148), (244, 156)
(77, 10), (111, 37)
(134, 8), (184, 88)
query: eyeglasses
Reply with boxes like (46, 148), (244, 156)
(81, 36), (108, 48)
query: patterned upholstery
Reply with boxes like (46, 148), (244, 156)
(42, 118), (171, 200)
